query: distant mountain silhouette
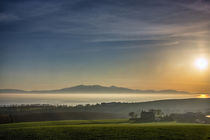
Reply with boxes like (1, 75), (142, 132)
(0, 85), (189, 94)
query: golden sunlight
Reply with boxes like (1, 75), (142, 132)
(198, 94), (208, 98)
(195, 58), (208, 70)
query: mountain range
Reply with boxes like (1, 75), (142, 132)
(0, 85), (189, 94)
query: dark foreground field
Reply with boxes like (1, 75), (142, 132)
(0, 120), (210, 140)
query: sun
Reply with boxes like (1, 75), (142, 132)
(195, 58), (208, 70)
(198, 94), (208, 98)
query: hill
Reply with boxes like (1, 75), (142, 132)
(0, 98), (209, 118)
(0, 85), (189, 94)
(68, 98), (210, 116)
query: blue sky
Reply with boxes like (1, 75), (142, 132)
(0, 0), (210, 92)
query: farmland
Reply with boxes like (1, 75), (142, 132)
(0, 120), (210, 140)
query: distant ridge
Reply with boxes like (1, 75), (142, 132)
(0, 85), (189, 94)
(0, 89), (27, 93)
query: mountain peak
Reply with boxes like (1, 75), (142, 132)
(0, 85), (190, 94)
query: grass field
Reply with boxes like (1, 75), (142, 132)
(0, 120), (210, 140)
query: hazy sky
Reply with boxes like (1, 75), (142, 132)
(0, 0), (210, 93)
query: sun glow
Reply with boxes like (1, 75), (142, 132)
(195, 58), (208, 70)
(198, 94), (208, 98)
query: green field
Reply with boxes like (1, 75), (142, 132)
(0, 120), (210, 140)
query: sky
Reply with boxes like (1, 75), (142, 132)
(0, 0), (210, 93)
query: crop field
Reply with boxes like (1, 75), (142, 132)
(0, 120), (210, 140)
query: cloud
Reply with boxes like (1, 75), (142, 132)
(176, 0), (210, 14)
(0, 0), (210, 46)
(0, 13), (20, 22)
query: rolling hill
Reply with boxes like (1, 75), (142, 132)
(0, 85), (189, 94)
